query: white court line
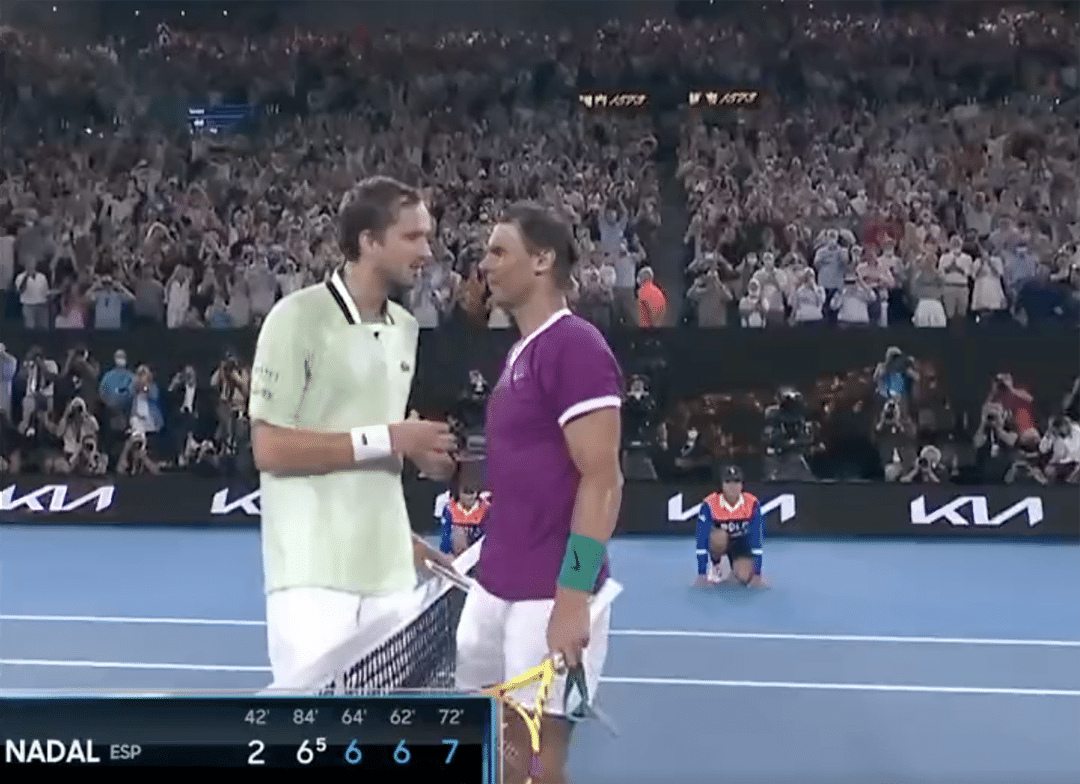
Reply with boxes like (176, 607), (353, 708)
(603, 676), (1080, 697)
(0, 659), (1076, 697)
(0, 659), (270, 673)
(0, 614), (265, 627)
(612, 629), (1080, 648)
(3, 614), (1079, 648)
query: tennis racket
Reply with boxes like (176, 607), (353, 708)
(427, 554), (621, 783)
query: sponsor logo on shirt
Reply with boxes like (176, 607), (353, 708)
(253, 366), (279, 383)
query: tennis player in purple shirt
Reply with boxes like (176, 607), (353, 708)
(455, 203), (624, 783)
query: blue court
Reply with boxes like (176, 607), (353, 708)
(1, 525), (1078, 783)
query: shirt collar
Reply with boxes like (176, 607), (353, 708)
(718, 493), (745, 513)
(327, 266), (393, 326)
(507, 307), (571, 368)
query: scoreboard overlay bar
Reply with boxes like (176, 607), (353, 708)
(1, 695), (498, 775)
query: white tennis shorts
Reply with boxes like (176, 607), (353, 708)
(455, 580), (611, 717)
(266, 587), (417, 688)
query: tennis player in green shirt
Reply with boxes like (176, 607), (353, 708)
(250, 176), (457, 689)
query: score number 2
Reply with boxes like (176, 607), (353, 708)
(247, 738), (327, 765)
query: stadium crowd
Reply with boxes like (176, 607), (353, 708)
(676, 6), (1079, 328)
(2, 3), (1077, 334)
(647, 352), (1080, 486)
(1, 2), (1079, 483)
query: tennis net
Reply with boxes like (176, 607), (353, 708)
(260, 540), (481, 696)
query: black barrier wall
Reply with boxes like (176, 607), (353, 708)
(2, 477), (1076, 542)
(3, 327), (1077, 415)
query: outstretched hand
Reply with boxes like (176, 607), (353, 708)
(404, 410), (457, 480)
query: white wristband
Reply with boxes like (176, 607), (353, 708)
(350, 425), (392, 463)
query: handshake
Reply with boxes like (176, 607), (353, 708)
(389, 411), (458, 481)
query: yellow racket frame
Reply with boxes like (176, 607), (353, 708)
(482, 657), (562, 782)
(426, 552), (620, 781)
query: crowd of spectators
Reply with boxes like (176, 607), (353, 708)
(4, 334), (1077, 486)
(678, 5), (1080, 329)
(647, 348), (1080, 487)
(3, 4), (1076, 336)
(1, 8), (661, 333)
(0, 338), (255, 478)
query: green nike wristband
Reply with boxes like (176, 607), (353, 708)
(558, 534), (606, 592)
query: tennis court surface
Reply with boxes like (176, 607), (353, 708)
(2, 525), (1078, 784)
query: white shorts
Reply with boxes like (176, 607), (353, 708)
(454, 581), (611, 717)
(266, 587), (418, 688)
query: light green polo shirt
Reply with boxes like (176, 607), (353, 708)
(249, 268), (419, 595)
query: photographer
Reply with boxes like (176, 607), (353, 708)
(17, 347), (58, 432)
(86, 273), (135, 330)
(179, 432), (221, 477)
(169, 364), (213, 462)
(874, 395), (917, 482)
(117, 429), (160, 476)
(972, 402), (1018, 482)
(128, 364), (164, 454)
(762, 387), (816, 482)
(60, 346), (100, 412)
(69, 434), (109, 477)
(56, 396), (99, 465)
(900, 445), (952, 483)
(18, 407), (66, 474)
(211, 350), (250, 446)
(1038, 416), (1080, 484)
(873, 346), (919, 406)
(1004, 429), (1048, 485)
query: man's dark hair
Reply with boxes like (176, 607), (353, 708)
(338, 176), (422, 260)
(500, 202), (578, 288)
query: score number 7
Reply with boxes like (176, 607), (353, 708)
(341, 739), (458, 765)
(442, 739), (459, 764)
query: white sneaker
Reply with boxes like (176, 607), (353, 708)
(706, 560), (725, 583)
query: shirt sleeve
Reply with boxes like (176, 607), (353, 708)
(748, 501), (764, 575)
(546, 321), (623, 427)
(433, 490), (450, 520)
(248, 300), (310, 428)
(439, 508), (453, 554)
(696, 501), (713, 575)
